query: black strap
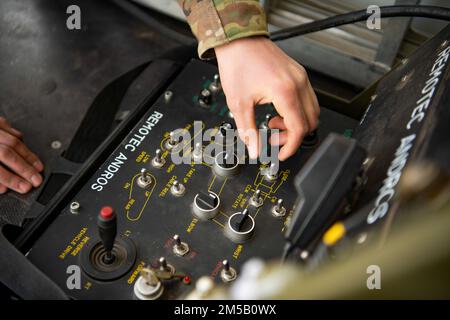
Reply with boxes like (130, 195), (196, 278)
(0, 224), (67, 299)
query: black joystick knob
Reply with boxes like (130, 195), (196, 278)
(97, 206), (117, 264)
(233, 208), (250, 231)
(225, 208), (255, 243)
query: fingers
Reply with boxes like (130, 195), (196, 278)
(0, 117), (23, 139)
(269, 130), (287, 146)
(272, 88), (309, 161)
(269, 70), (320, 160)
(227, 98), (260, 159)
(268, 116), (287, 131)
(0, 165), (32, 194)
(0, 144), (43, 187)
(300, 81), (320, 131)
(0, 130), (44, 172)
(0, 184), (7, 194)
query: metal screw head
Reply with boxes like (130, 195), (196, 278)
(51, 140), (62, 149)
(300, 250), (309, 260)
(70, 201), (80, 214)
(357, 233), (368, 244)
(164, 90), (173, 103)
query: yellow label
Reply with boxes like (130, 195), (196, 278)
(58, 227), (88, 260)
(187, 218), (198, 233)
(233, 245), (243, 259)
(127, 261), (145, 285)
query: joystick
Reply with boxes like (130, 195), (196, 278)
(97, 206), (117, 264)
(80, 206), (137, 281)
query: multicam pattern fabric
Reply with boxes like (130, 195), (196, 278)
(178, 0), (269, 59)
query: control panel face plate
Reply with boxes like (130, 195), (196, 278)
(27, 60), (357, 299)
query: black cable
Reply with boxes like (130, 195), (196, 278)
(270, 5), (450, 42)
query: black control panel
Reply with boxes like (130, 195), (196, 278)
(26, 60), (357, 299)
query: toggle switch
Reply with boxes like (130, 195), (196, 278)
(249, 189), (263, 208)
(272, 199), (286, 218)
(264, 163), (279, 182)
(137, 168), (152, 188)
(152, 148), (165, 168)
(259, 114), (272, 130)
(171, 180), (186, 197)
(209, 74), (222, 94)
(165, 131), (180, 150)
(172, 234), (190, 257)
(220, 259), (237, 283)
(193, 142), (203, 163)
(198, 88), (212, 108)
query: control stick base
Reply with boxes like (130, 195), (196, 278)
(80, 237), (137, 281)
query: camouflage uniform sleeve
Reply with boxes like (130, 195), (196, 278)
(178, 0), (269, 59)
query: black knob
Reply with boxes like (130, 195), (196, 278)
(97, 206), (117, 264)
(193, 191), (220, 220)
(301, 130), (319, 147)
(232, 209), (250, 231)
(225, 209), (255, 243)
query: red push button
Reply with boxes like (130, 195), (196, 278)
(100, 206), (114, 219)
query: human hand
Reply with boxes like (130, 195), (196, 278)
(215, 36), (319, 161)
(0, 117), (44, 194)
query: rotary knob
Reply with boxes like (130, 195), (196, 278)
(213, 151), (239, 177)
(193, 191), (220, 220)
(225, 209), (255, 243)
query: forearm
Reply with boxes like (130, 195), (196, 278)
(177, 0), (269, 59)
